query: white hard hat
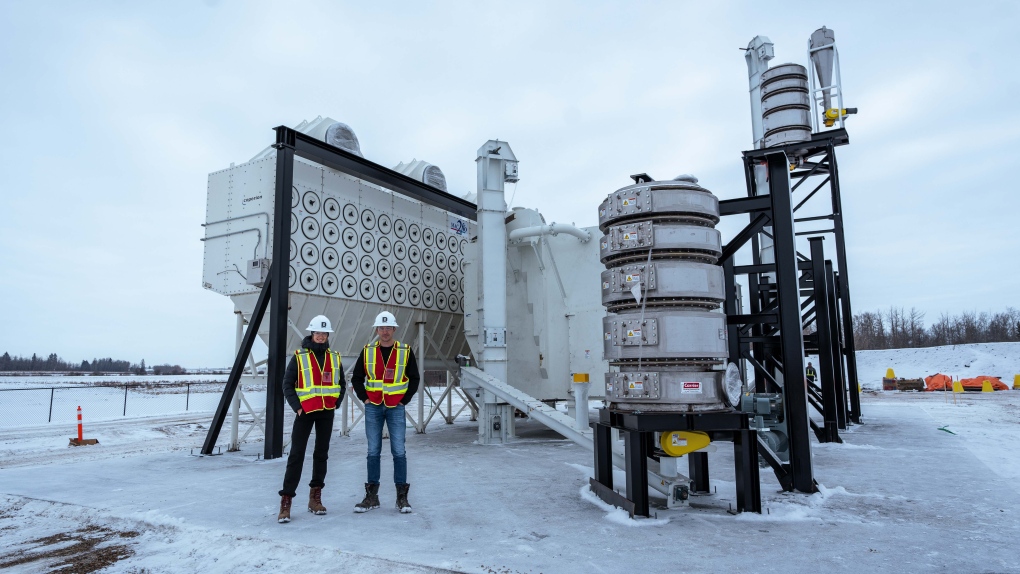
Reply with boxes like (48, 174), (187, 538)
(306, 315), (334, 333)
(373, 311), (398, 328)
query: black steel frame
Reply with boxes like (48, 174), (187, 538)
(201, 126), (476, 458)
(717, 128), (860, 490)
(592, 410), (761, 517)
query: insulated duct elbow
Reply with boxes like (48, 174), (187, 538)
(393, 159), (448, 192)
(507, 222), (591, 243)
(323, 122), (363, 157)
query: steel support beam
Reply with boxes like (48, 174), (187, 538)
(827, 147), (861, 423)
(688, 452), (710, 494)
(733, 429), (762, 513)
(594, 422), (614, 489)
(825, 262), (848, 430)
(623, 429), (650, 518)
(264, 134), (294, 460)
(280, 127), (477, 221)
(766, 151), (815, 492)
(809, 238), (839, 443)
(201, 273), (273, 455)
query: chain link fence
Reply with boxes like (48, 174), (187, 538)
(0, 380), (267, 428)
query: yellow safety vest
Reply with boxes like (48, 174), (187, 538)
(295, 349), (343, 413)
(363, 341), (410, 407)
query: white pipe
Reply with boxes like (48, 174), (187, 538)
(417, 319), (425, 433)
(572, 381), (590, 431)
(508, 222), (591, 243)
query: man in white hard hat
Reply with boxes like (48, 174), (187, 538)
(351, 311), (420, 513)
(277, 315), (345, 523)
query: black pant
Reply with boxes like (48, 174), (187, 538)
(279, 409), (335, 497)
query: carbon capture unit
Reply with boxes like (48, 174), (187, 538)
(199, 25), (860, 518)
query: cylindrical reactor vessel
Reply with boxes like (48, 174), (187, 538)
(597, 175), (732, 412)
(760, 63), (811, 148)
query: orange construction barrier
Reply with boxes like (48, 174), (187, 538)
(958, 377), (1007, 391)
(925, 374), (1009, 392)
(77, 405), (83, 441)
(924, 373), (953, 391)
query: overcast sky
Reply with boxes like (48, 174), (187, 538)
(1, 1), (1017, 367)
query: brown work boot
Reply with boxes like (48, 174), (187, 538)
(396, 483), (412, 514)
(278, 495), (292, 523)
(308, 486), (327, 515)
(354, 483), (380, 513)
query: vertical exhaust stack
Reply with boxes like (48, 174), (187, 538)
(473, 140), (518, 444)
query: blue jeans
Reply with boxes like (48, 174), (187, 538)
(364, 403), (407, 484)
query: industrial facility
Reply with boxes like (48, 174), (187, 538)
(200, 26), (861, 517)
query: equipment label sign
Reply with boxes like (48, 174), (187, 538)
(671, 435), (688, 447)
(681, 382), (702, 393)
(625, 274), (640, 283)
(602, 281), (609, 289)
(599, 208), (606, 217)
(627, 329), (641, 338)
(604, 332), (611, 341)
(629, 381), (643, 391)
(622, 197), (637, 207)
(622, 232), (638, 241)
(448, 216), (469, 236)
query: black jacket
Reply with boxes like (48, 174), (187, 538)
(282, 335), (345, 413)
(350, 343), (420, 405)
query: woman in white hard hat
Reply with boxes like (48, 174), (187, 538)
(277, 314), (345, 523)
(351, 311), (420, 513)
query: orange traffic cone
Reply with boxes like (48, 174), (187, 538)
(69, 406), (99, 446)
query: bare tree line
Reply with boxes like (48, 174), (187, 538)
(0, 353), (186, 375)
(853, 307), (1020, 350)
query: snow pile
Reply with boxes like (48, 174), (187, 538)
(853, 342), (1020, 389)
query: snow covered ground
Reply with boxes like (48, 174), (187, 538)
(853, 342), (1020, 388)
(0, 375), (245, 429)
(1, 346), (1019, 573)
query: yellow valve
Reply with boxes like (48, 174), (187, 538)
(952, 381), (964, 393)
(885, 368), (896, 379)
(660, 431), (710, 457)
(572, 373), (590, 383)
(982, 380), (994, 393)
(823, 107), (857, 127)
